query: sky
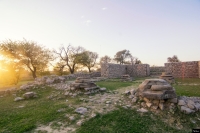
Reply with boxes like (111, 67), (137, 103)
(0, 0), (200, 66)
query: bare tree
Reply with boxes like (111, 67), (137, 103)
(53, 45), (85, 74)
(167, 55), (180, 63)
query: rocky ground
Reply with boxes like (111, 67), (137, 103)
(34, 86), (137, 133)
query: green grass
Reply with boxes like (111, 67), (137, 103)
(175, 78), (200, 84)
(173, 85), (200, 97)
(96, 81), (137, 91)
(173, 78), (200, 97)
(0, 86), (73, 133)
(76, 107), (190, 133)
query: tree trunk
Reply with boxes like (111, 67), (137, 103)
(31, 67), (37, 79)
(88, 67), (91, 73)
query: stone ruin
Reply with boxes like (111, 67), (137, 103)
(121, 74), (133, 81)
(159, 72), (175, 84)
(124, 79), (177, 111)
(65, 77), (106, 96)
(136, 79), (177, 110)
(125, 78), (200, 114)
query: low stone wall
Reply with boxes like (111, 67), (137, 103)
(64, 72), (101, 79)
(150, 66), (165, 76)
(165, 61), (200, 78)
(101, 63), (150, 78)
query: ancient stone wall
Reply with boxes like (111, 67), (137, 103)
(63, 72), (101, 79)
(101, 63), (126, 78)
(127, 64), (150, 77)
(101, 63), (150, 78)
(165, 61), (200, 78)
(150, 66), (165, 76)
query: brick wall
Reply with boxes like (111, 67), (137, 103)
(165, 61), (200, 78)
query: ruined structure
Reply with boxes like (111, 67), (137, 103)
(135, 79), (177, 110)
(159, 72), (175, 84)
(101, 63), (150, 78)
(165, 61), (200, 78)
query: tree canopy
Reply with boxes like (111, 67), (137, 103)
(167, 55), (180, 63)
(79, 51), (98, 73)
(0, 39), (52, 79)
(114, 50), (132, 64)
(100, 55), (111, 64)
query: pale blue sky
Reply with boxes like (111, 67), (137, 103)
(0, 0), (200, 66)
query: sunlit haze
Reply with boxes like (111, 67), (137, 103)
(0, 0), (200, 66)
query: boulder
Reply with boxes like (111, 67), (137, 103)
(23, 92), (37, 99)
(178, 100), (186, 106)
(181, 106), (194, 114)
(14, 97), (24, 102)
(100, 87), (106, 92)
(75, 107), (87, 115)
(137, 108), (148, 113)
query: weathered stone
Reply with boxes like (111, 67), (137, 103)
(132, 97), (137, 103)
(106, 101), (111, 104)
(124, 90), (130, 95)
(100, 87), (106, 92)
(69, 116), (75, 121)
(129, 95), (134, 99)
(181, 106), (194, 114)
(151, 105), (158, 110)
(143, 97), (151, 103)
(159, 72), (175, 84)
(23, 92), (37, 99)
(187, 100), (195, 110)
(84, 86), (99, 91)
(14, 97), (24, 101)
(146, 102), (152, 108)
(137, 108), (148, 113)
(188, 100), (195, 105)
(168, 98), (178, 103)
(46, 78), (54, 84)
(159, 103), (164, 110)
(141, 102), (147, 108)
(178, 100), (186, 106)
(194, 103), (200, 111)
(130, 89), (136, 95)
(142, 90), (176, 100)
(75, 107), (87, 115)
(151, 85), (172, 91)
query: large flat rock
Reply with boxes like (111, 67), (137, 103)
(142, 90), (176, 100)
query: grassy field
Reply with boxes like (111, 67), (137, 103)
(0, 77), (200, 132)
(173, 78), (200, 97)
(0, 86), (74, 133)
(77, 106), (200, 133)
